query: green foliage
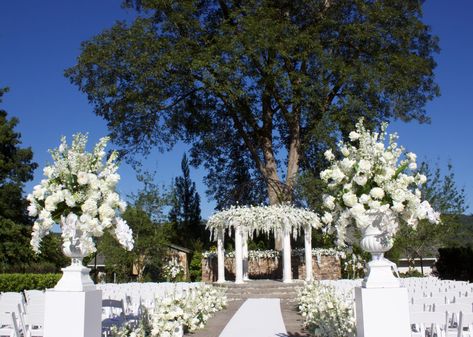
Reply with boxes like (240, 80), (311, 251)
(189, 240), (203, 282)
(0, 273), (61, 292)
(169, 154), (203, 249)
(66, 0), (439, 205)
(99, 206), (170, 282)
(436, 247), (473, 282)
(389, 162), (468, 264)
(399, 269), (424, 278)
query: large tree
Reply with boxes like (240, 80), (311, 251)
(66, 0), (439, 205)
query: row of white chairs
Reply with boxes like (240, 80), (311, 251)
(0, 290), (45, 337)
(321, 277), (473, 337)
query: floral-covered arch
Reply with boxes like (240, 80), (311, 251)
(206, 204), (321, 283)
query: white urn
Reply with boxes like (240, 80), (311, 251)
(360, 210), (400, 288)
(54, 214), (95, 292)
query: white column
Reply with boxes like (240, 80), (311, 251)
(217, 228), (225, 283)
(242, 231), (249, 281)
(304, 224), (313, 282)
(234, 226), (244, 284)
(282, 225), (292, 283)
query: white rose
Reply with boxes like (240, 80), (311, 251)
(353, 175), (367, 186)
(77, 171), (89, 185)
(341, 146), (350, 157)
(349, 131), (360, 141)
(370, 187), (385, 200)
(81, 198), (98, 216)
(44, 195), (58, 212)
(359, 194), (370, 204)
(340, 158), (355, 172)
(409, 162), (417, 170)
(342, 193), (357, 207)
(358, 159), (372, 172)
(324, 149), (335, 161)
(323, 195), (336, 210)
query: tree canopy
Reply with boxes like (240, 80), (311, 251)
(66, 0), (439, 204)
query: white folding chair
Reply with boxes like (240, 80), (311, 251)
(410, 311), (448, 337)
(458, 311), (473, 337)
(0, 312), (20, 337)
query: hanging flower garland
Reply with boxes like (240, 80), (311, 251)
(206, 204), (321, 241)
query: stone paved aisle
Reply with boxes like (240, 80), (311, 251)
(184, 280), (311, 337)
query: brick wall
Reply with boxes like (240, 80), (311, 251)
(201, 255), (341, 282)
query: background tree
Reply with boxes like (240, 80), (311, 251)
(0, 88), (64, 272)
(169, 154), (203, 249)
(99, 206), (170, 282)
(66, 0), (440, 207)
(388, 162), (468, 272)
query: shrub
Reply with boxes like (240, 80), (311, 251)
(0, 273), (62, 292)
(436, 247), (473, 282)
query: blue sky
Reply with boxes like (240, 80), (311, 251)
(1, 1), (472, 218)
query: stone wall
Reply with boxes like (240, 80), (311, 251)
(201, 255), (341, 282)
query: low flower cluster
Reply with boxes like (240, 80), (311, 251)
(298, 281), (355, 337)
(110, 285), (227, 337)
(320, 119), (440, 246)
(27, 133), (134, 255)
(202, 248), (345, 260)
(162, 260), (185, 282)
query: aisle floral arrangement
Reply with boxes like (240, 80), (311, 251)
(27, 133), (134, 255)
(298, 281), (356, 337)
(110, 285), (227, 337)
(320, 119), (440, 246)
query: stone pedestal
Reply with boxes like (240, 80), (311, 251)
(355, 287), (410, 337)
(44, 288), (102, 337)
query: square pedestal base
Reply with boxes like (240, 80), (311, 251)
(44, 289), (102, 337)
(355, 286), (410, 337)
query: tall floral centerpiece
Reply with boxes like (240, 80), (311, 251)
(320, 119), (440, 287)
(27, 133), (134, 291)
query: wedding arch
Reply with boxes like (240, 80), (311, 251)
(206, 204), (321, 283)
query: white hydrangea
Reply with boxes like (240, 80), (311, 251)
(320, 118), (440, 246)
(28, 133), (133, 255)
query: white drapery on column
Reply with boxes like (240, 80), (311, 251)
(217, 227), (225, 283)
(304, 224), (313, 282)
(243, 231), (249, 281)
(235, 226), (244, 284)
(282, 224), (292, 283)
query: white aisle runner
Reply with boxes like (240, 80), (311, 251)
(218, 298), (288, 337)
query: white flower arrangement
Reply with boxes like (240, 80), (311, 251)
(298, 281), (356, 337)
(206, 204), (321, 240)
(27, 133), (134, 256)
(320, 119), (440, 246)
(162, 260), (185, 282)
(110, 285), (227, 337)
